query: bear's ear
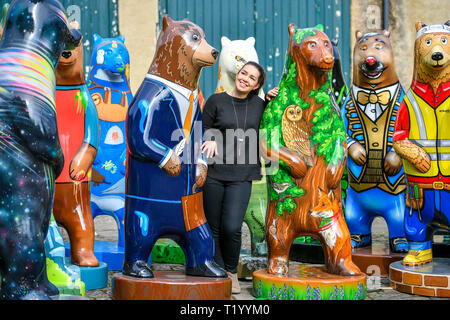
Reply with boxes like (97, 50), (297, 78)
(445, 20), (450, 26)
(288, 23), (298, 37)
(382, 29), (391, 38)
(246, 37), (256, 47)
(93, 33), (103, 47)
(221, 36), (231, 47)
(117, 35), (125, 44)
(314, 24), (324, 32)
(355, 30), (364, 41)
(416, 21), (426, 32)
(163, 15), (174, 31)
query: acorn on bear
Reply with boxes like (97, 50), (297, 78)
(123, 15), (226, 278)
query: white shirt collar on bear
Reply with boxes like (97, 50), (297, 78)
(146, 74), (198, 103)
(145, 74), (199, 124)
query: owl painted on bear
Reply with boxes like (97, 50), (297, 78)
(282, 104), (314, 166)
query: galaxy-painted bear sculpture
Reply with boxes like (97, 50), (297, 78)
(53, 21), (100, 267)
(343, 30), (408, 253)
(0, 0), (81, 300)
(393, 21), (450, 266)
(88, 34), (132, 255)
(260, 24), (360, 276)
(123, 15), (226, 278)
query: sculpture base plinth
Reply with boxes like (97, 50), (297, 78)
(65, 241), (124, 271)
(111, 271), (232, 300)
(351, 243), (406, 276)
(389, 258), (450, 297)
(71, 259), (108, 290)
(237, 255), (267, 279)
(253, 265), (367, 300)
(93, 241), (125, 271)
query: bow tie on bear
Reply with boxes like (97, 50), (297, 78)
(357, 90), (391, 105)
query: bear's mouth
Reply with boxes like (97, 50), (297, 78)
(362, 70), (383, 79)
(360, 61), (386, 79)
(196, 58), (215, 66)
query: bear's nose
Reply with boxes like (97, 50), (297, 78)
(366, 57), (377, 66)
(62, 51), (72, 59)
(211, 49), (219, 60)
(432, 52), (444, 61)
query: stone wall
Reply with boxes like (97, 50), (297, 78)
(351, 0), (450, 88)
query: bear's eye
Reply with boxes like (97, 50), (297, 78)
(308, 42), (316, 49)
(442, 38), (448, 45)
(324, 41), (329, 47)
(192, 34), (200, 41)
(360, 44), (367, 51)
(426, 39), (432, 46)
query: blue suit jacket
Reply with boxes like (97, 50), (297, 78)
(126, 78), (205, 203)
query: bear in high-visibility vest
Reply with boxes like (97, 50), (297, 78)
(393, 21), (450, 266)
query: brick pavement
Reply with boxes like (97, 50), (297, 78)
(66, 216), (448, 300)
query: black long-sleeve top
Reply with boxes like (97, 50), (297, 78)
(202, 92), (267, 181)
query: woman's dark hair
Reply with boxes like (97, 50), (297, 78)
(238, 61), (266, 97)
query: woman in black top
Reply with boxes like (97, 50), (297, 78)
(202, 61), (278, 293)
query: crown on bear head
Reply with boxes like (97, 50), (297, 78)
(416, 23), (450, 39)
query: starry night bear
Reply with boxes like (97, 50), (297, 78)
(0, 0), (81, 300)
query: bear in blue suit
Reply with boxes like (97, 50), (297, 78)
(123, 15), (226, 278)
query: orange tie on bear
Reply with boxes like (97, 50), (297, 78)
(183, 92), (194, 141)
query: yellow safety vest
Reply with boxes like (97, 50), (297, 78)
(403, 89), (450, 177)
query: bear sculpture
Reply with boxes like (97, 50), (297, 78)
(343, 30), (408, 253)
(0, 0), (81, 300)
(53, 21), (100, 267)
(260, 24), (361, 276)
(123, 15), (226, 278)
(393, 21), (450, 266)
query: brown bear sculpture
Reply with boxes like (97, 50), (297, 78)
(260, 24), (361, 277)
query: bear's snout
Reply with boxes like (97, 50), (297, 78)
(366, 56), (377, 66)
(432, 52), (444, 61)
(62, 51), (72, 59)
(363, 56), (380, 71)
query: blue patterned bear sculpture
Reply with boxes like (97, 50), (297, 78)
(87, 34), (132, 269)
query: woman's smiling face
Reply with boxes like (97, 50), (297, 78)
(235, 64), (261, 95)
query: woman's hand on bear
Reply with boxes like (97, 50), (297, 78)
(201, 140), (218, 158)
(265, 87), (279, 101)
